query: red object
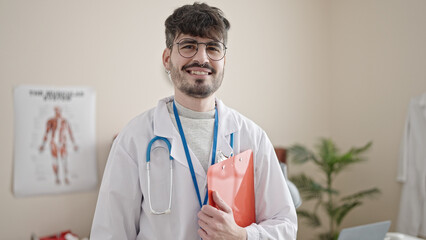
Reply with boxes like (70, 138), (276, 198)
(39, 230), (77, 240)
(274, 147), (287, 164)
(207, 149), (255, 227)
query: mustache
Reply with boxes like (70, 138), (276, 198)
(182, 62), (216, 74)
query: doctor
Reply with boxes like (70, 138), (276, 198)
(90, 2), (297, 240)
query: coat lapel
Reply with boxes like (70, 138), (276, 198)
(216, 98), (239, 158)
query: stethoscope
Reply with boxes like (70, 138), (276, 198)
(146, 100), (234, 215)
(146, 136), (174, 215)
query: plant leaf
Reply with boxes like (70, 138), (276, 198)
(289, 174), (339, 200)
(316, 138), (339, 164)
(296, 209), (321, 227)
(333, 141), (372, 174)
(334, 201), (362, 226)
(315, 138), (340, 175)
(340, 188), (381, 202)
(287, 145), (318, 164)
(349, 141), (372, 155)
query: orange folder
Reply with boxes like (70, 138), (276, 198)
(207, 149), (255, 227)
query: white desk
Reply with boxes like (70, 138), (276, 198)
(385, 232), (425, 240)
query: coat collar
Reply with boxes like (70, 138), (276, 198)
(152, 96), (239, 177)
(216, 98), (238, 158)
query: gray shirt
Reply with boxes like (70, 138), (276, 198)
(167, 101), (215, 173)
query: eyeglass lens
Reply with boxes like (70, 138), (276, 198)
(177, 39), (226, 61)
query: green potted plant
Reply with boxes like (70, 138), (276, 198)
(287, 138), (380, 240)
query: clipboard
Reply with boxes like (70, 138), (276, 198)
(207, 149), (255, 227)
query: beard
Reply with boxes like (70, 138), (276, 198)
(169, 61), (224, 99)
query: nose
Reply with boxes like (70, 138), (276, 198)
(192, 44), (210, 65)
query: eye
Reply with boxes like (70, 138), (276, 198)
(180, 43), (197, 50)
(179, 39), (198, 51)
(207, 46), (220, 52)
(206, 42), (222, 52)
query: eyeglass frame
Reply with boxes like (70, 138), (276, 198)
(168, 38), (227, 61)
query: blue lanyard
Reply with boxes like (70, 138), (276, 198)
(173, 101), (219, 208)
(230, 132), (234, 156)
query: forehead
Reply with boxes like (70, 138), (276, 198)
(175, 34), (222, 43)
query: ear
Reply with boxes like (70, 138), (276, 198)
(162, 48), (171, 70)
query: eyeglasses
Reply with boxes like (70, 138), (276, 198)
(169, 38), (227, 61)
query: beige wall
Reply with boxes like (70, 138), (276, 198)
(328, 0), (426, 235)
(0, 0), (424, 239)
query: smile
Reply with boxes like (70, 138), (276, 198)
(187, 70), (211, 75)
(182, 63), (215, 76)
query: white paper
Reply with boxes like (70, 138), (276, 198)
(13, 85), (97, 197)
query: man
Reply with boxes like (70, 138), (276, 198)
(91, 3), (297, 239)
(39, 106), (78, 185)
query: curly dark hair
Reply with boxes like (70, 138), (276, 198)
(165, 2), (231, 48)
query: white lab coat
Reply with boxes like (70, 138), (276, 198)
(397, 93), (426, 237)
(91, 96), (297, 240)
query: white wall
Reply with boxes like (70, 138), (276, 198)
(1, 0), (424, 239)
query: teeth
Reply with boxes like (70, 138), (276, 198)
(190, 70), (208, 75)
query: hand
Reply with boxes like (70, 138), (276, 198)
(197, 191), (247, 240)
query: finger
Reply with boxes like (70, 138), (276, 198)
(198, 228), (209, 240)
(200, 204), (220, 218)
(198, 218), (212, 233)
(198, 208), (214, 222)
(213, 191), (232, 213)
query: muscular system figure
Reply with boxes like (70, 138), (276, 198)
(39, 106), (78, 184)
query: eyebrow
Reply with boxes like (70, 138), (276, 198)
(179, 38), (198, 43)
(178, 38), (222, 44)
(207, 42), (221, 47)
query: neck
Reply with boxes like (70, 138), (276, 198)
(174, 91), (216, 112)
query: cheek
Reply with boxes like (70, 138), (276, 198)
(170, 58), (188, 70)
(215, 62), (225, 71)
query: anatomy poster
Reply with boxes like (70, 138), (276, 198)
(13, 85), (97, 197)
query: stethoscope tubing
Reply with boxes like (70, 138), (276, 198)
(146, 136), (174, 215)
